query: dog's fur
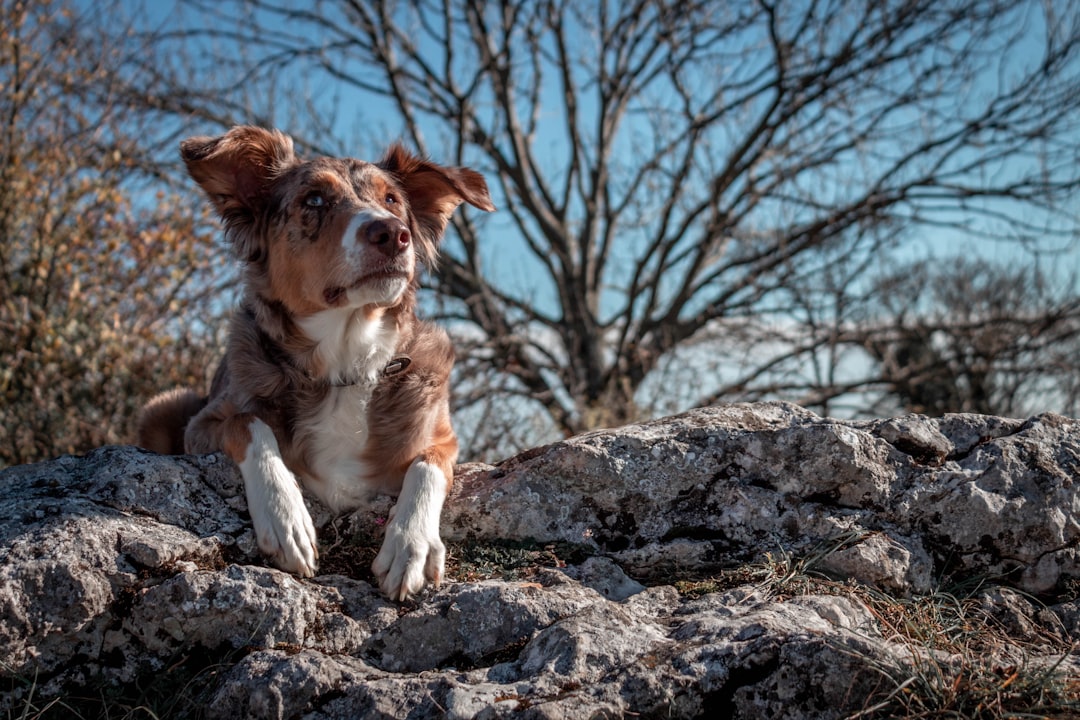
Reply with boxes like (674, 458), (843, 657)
(137, 126), (493, 600)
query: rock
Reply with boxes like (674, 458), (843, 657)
(206, 588), (901, 720)
(360, 572), (599, 673)
(448, 403), (1080, 594)
(0, 449), (252, 681)
(1, 402), (1078, 718)
(815, 531), (934, 596)
(560, 555), (646, 601)
(126, 565), (393, 659)
(872, 414), (952, 465)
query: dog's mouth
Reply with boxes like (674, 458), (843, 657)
(323, 286), (347, 305)
(323, 269), (410, 306)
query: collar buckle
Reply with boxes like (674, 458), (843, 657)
(382, 355), (412, 377)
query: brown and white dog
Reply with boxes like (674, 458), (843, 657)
(137, 126), (493, 600)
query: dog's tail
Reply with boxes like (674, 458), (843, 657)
(136, 388), (206, 455)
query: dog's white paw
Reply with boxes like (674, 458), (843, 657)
(372, 460), (447, 601)
(240, 419), (319, 577)
(372, 511), (445, 601)
(250, 476), (319, 577)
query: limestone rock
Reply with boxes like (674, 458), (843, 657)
(1, 402), (1078, 718)
(204, 588), (901, 720)
(447, 403), (1080, 594)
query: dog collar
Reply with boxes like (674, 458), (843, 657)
(245, 305), (412, 388)
(327, 355), (412, 387)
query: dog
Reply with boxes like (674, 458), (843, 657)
(137, 126), (494, 600)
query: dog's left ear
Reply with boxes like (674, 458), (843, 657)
(379, 144), (495, 267)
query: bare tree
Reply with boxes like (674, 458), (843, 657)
(111, 0), (1080, 451)
(858, 258), (1080, 418)
(685, 256), (1080, 419)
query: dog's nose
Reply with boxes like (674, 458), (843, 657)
(364, 217), (411, 256)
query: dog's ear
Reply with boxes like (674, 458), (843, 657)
(181, 126), (296, 263)
(379, 144), (495, 268)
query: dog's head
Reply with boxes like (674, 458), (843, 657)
(180, 126), (494, 316)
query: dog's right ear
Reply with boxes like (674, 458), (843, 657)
(181, 126), (296, 263)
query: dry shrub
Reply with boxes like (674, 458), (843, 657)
(0, 0), (227, 466)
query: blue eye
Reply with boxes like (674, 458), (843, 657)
(385, 194), (397, 205)
(305, 193), (326, 208)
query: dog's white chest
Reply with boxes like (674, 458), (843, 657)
(301, 383), (377, 512)
(295, 307), (398, 512)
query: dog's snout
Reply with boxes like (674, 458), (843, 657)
(363, 217), (411, 256)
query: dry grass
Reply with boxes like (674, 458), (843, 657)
(846, 587), (1080, 720)
(4, 644), (236, 720)
(669, 537), (1080, 720)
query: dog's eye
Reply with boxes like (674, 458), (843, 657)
(384, 194), (397, 206)
(304, 193), (326, 208)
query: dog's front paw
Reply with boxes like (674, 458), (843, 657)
(238, 419), (319, 577)
(372, 511), (445, 601)
(371, 459), (448, 601)
(251, 477), (319, 578)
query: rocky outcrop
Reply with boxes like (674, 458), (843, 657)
(2, 402), (1078, 718)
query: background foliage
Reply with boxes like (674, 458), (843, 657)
(0, 0), (224, 466)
